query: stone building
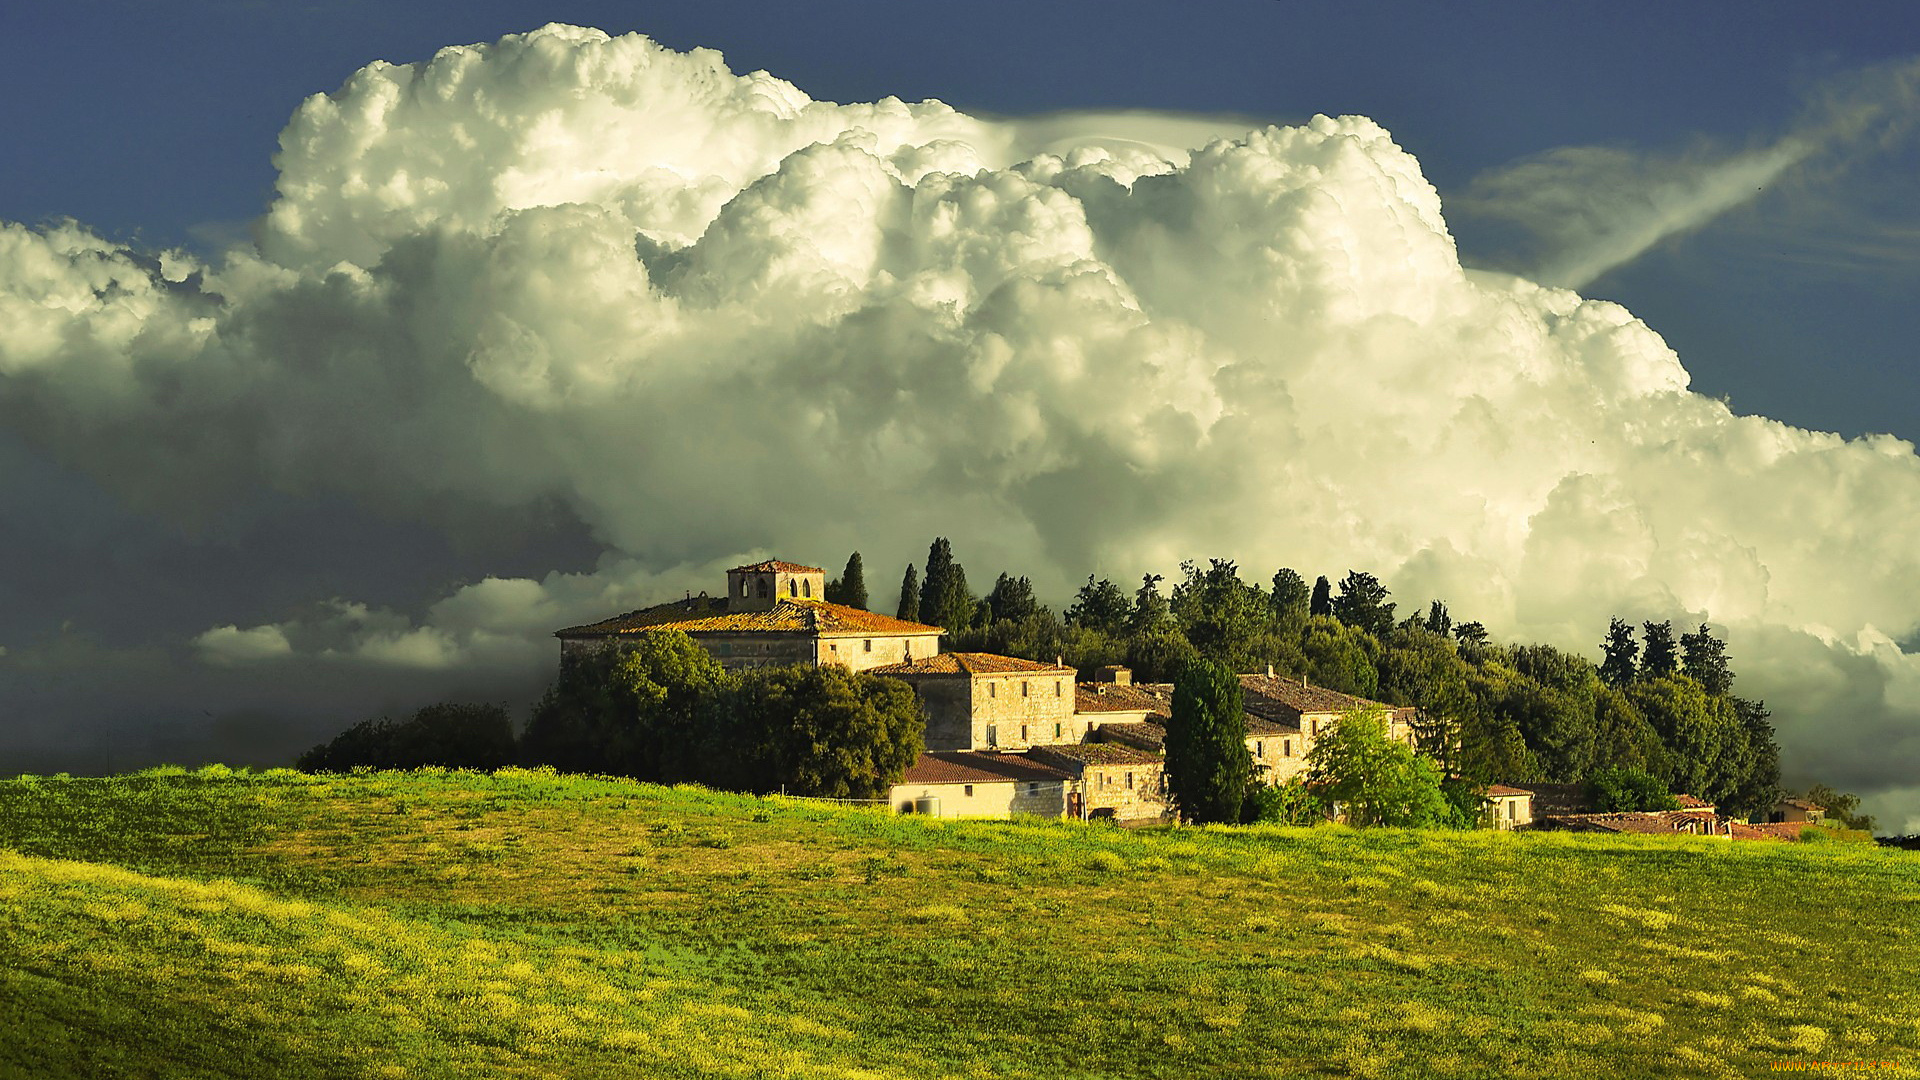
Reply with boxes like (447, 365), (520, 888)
(554, 559), (944, 672)
(867, 652), (1079, 752)
(886, 751), (1073, 818)
(1028, 743), (1168, 821)
(1485, 784), (1535, 829)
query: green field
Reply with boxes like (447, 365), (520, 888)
(1, 767), (1916, 1079)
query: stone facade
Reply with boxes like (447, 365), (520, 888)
(887, 751), (1073, 818)
(868, 654), (1077, 752)
(1028, 744), (1168, 822)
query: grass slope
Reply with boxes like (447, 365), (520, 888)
(1, 766), (1917, 1079)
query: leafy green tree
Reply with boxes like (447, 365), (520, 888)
(1270, 569), (1311, 627)
(1629, 674), (1737, 801)
(1309, 575), (1333, 618)
(1680, 623), (1732, 696)
(1586, 766), (1680, 812)
(1720, 697), (1782, 821)
(1331, 571), (1396, 638)
(730, 666), (925, 798)
(895, 564), (920, 622)
(1453, 621), (1490, 648)
(1065, 575), (1130, 635)
(1803, 783), (1878, 833)
(1306, 707), (1458, 828)
(1591, 682), (1668, 777)
(1171, 559), (1270, 672)
(298, 702), (516, 772)
(919, 538), (974, 635)
(986, 573), (1040, 624)
(1243, 776), (1324, 825)
(1640, 621), (1678, 679)
(1165, 658), (1251, 824)
(826, 552), (868, 610)
(1455, 704), (1538, 785)
(1301, 615), (1379, 698)
(1126, 626), (1199, 684)
(520, 632), (737, 781)
(1598, 617), (1638, 688)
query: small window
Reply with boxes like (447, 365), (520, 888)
(964, 784), (973, 797)
(904, 642), (912, 658)
(1283, 739), (1292, 757)
(1054, 723), (1062, 738)
(1256, 741), (1264, 758)
(989, 683), (997, 698)
(1028, 782), (1039, 796)
(803, 580), (812, 598)
(1310, 720), (1319, 736)
(757, 580), (769, 598)
(788, 580), (798, 597)
(1055, 681), (1062, 696)
(987, 725), (998, 747)
(864, 639), (872, 652)
(1020, 725), (1028, 741)
(1126, 772), (1134, 790)
(1021, 681), (1029, 697)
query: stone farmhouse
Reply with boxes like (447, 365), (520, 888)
(555, 558), (1470, 825)
(555, 560), (943, 671)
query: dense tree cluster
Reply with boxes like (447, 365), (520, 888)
(304, 630), (925, 798)
(895, 540), (1786, 819)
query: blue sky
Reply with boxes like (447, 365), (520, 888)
(5, 1), (1917, 437)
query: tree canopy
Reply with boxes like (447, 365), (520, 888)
(826, 552), (868, 610)
(1164, 658), (1250, 825)
(299, 702), (516, 772)
(1306, 707), (1458, 828)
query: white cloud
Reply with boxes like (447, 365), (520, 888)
(194, 624), (293, 665)
(2, 25), (1918, 826)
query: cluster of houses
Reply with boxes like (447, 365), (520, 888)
(556, 559), (1820, 838)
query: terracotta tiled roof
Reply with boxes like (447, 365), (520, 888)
(1074, 683), (1166, 715)
(556, 597), (942, 639)
(1238, 674), (1392, 717)
(1029, 744), (1163, 767)
(1779, 797), (1824, 812)
(1535, 810), (1720, 835)
(1675, 794), (1716, 811)
(869, 652), (1074, 676)
(730, 559), (825, 574)
(897, 751), (1073, 786)
(1486, 784), (1534, 797)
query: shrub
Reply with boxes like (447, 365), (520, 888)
(298, 703), (516, 772)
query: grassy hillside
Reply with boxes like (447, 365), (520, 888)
(2, 767), (1916, 1079)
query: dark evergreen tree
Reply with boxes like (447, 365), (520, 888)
(986, 573), (1039, 623)
(519, 632), (737, 782)
(1719, 696), (1782, 820)
(1128, 572), (1170, 634)
(299, 702), (517, 772)
(1170, 559), (1270, 671)
(1164, 658), (1250, 824)
(1586, 766), (1680, 812)
(1309, 575), (1333, 618)
(1065, 575), (1130, 634)
(1269, 569), (1310, 625)
(826, 552), (868, 610)
(895, 564), (920, 623)
(1598, 617), (1639, 688)
(1640, 620), (1678, 679)
(1422, 600), (1453, 638)
(1331, 571), (1395, 638)
(1680, 623), (1733, 696)
(1453, 621), (1490, 648)
(918, 537), (974, 635)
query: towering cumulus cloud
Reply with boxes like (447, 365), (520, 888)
(1, 25), (1916, 826)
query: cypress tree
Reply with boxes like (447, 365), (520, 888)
(1164, 658), (1250, 825)
(1309, 575), (1333, 618)
(1269, 569), (1310, 624)
(918, 537), (974, 634)
(1422, 600), (1453, 638)
(1599, 617), (1639, 688)
(1680, 622), (1732, 695)
(831, 552), (869, 610)
(1641, 620), (1678, 679)
(895, 565), (920, 623)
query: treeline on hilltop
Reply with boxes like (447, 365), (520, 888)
(883, 539), (1784, 819)
(299, 632), (923, 800)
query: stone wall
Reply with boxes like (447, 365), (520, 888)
(964, 673), (1077, 750)
(817, 634), (942, 673)
(888, 779), (1066, 818)
(1076, 761), (1168, 821)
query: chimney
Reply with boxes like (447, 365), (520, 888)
(1266, 663), (1274, 678)
(1096, 665), (1132, 686)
